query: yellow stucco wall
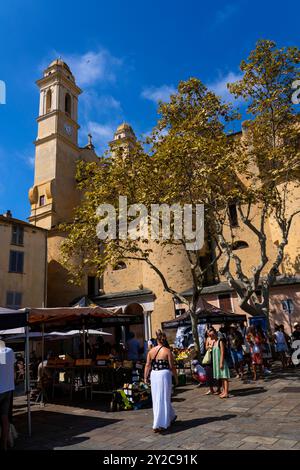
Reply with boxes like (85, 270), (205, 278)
(47, 230), (86, 307)
(0, 218), (47, 308)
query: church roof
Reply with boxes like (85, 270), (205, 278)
(48, 58), (72, 72)
(116, 122), (134, 133)
(43, 59), (76, 83)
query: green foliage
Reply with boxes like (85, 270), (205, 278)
(61, 39), (300, 321)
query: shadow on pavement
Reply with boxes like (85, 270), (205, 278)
(230, 386), (266, 396)
(13, 410), (122, 450)
(173, 386), (194, 395)
(25, 396), (113, 412)
(165, 414), (237, 435)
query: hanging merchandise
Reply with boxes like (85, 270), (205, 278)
(192, 360), (207, 384)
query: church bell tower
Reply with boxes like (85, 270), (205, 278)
(29, 59), (82, 229)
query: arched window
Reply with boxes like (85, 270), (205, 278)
(46, 89), (52, 113)
(231, 240), (249, 250)
(228, 204), (238, 227)
(113, 261), (127, 271)
(65, 93), (71, 116)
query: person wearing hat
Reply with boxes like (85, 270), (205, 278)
(291, 322), (300, 342)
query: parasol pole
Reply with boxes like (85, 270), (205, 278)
(24, 308), (32, 437)
(41, 322), (45, 406)
(82, 318), (87, 399)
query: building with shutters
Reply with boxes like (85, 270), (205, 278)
(0, 211), (47, 309)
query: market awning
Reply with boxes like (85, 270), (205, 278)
(0, 305), (142, 331)
(27, 306), (123, 325)
(0, 307), (27, 330)
(162, 297), (247, 329)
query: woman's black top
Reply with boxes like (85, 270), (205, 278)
(151, 346), (170, 371)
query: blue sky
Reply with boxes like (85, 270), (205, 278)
(0, 0), (300, 220)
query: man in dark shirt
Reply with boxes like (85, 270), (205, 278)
(292, 323), (300, 341)
(126, 332), (142, 361)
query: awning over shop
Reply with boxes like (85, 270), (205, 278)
(28, 305), (122, 325)
(0, 307), (27, 330)
(162, 297), (247, 329)
(0, 305), (142, 332)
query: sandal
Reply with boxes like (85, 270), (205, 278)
(219, 394), (229, 399)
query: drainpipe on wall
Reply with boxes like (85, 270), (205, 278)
(43, 230), (48, 307)
(143, 311), (149, 341)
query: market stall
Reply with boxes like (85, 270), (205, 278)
(172, 346), (196, 385)
(162, 298), (247, 385)
(0, 304), (148, 436)
(26, 306), (147, 403)
(162, 298), (247, 330)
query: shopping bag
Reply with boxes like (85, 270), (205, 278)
(202, 348), (212, 365)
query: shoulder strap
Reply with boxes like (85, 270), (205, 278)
(153, 346), (164, 361)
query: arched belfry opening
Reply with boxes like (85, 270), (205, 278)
(46, 89), (52, 113)
(65, 92), (72, 116)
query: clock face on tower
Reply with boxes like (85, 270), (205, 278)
(64, 123), (73, 136)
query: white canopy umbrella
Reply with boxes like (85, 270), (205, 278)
(0, 327), (26, 335)
(1, 328), (112, 340)
(49, 329), (112, 337)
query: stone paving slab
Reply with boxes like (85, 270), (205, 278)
(12, 364), (300, 450)
(242, 435), (279, 445)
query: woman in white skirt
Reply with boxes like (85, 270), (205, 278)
(144, 330), (178, 433)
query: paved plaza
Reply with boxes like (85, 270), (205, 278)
(12, 365), (300, 450)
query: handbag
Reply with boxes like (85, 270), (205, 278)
(202, 348), (212, 365)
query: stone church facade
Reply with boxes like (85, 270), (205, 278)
(28, 60), (300, 338)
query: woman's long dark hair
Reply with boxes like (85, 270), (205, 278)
(156, 329), (170, 348)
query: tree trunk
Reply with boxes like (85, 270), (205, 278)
(190, 303), (201, 361)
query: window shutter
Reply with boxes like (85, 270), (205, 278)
(6, 291), (14, 307)
(15, 292), (22, 307)
(17, 252), (24, 273)
(12, 225), (18, 244)
(18, 226), (24, 245)
(9, 251), (16, 271)
(6, 291), (22, 308)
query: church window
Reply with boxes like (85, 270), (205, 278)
(39, 195), (45, 206)
(218, 293), (233, 312)
(88, 276), (101, 296)
(65, 93), (72, 116)
(228, 204), (238, 227)
(231, 240), (249, 250)
(46, 89), (52, 113)
(113, 261), (127, 271)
